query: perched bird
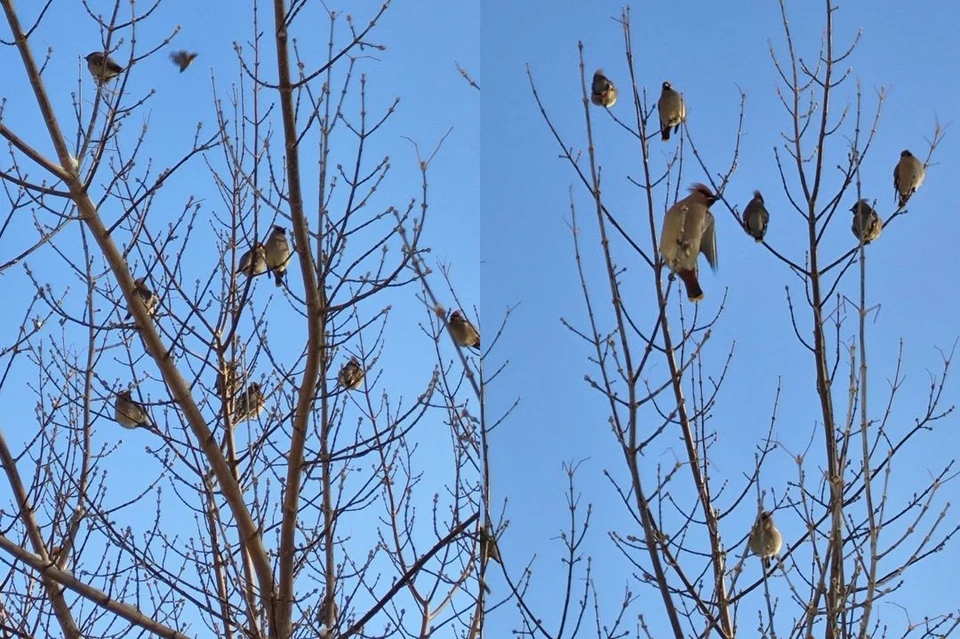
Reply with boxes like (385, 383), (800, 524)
(115, 390), (152, 429)
(748, 511), (783, 569)
(448, 310), (480, 349)
(742, 190), (769, 242)
(170, 50), (198, 73)
(337, 357), (364, 390)
(893, 149), (925, 208)
(85, 52), (123, 84)
(479, 525), (502, 565)
(216, 360), (243, 400)
(659, 183), (718, 301)
(236, 244), (268, 278)
(318, 593), (338, 628)
(265, 225), (292, 287)
(851, 199), (882, 244)
(232, 382), (265, 423)
(658, 81), (686, 141)
(125, 277), (158, 319)
(590, 69), (617, 108)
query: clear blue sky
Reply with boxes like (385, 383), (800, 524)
(2, 0), (959, 635)
(483, 0), (960, 635)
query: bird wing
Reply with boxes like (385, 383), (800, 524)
(893, 161), (901, 201)
(659, 203), (684, 264)
(700, 211), (718, 271)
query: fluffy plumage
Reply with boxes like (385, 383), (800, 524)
(659, 183), (719, 301)
(742, 190), (769, 242)
(448, 310), (480, 349)
(893, 149), (925, 208)
(85, 52), (123, 84)
(590, 70), (617, 108)
(658, 81), (686, 141)
(851, 199), (882, 244)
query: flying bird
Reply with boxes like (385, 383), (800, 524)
(170, 50), (198, 73)
(658, 81), (686, 141)
(893, 149), (925, 208)
(748, 510), (783, 569)
(85, 52), (123, 84)
(237, 244), (268, 278)
(851, 199), (882, 244)
(265, 225), (292, 287)
(232, 382), (265, 423)
(115, 390), (152, 429)
(337, 357), (364, 390)
(448, 310), (480, 349)
(742, 190), (769, 242)
(125, 276), (158, 319)
(659, 183), (718, 301)
(590, 70), (617, 108)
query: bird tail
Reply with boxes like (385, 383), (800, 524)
(898, 193), (908, 208)
(678, 270), (703, 302)
(661, 126), (671, 141)
(274, 270), (284, 288)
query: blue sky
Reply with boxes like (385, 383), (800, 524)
(2, 0), (959, 636)
(483, 0), (960, 635)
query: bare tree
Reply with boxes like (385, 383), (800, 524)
(511, 2), (958, 638)
(0, 1), (488, 638)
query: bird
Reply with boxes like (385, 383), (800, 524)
(851, 199), (882, 244)
(659, 183), (718, 301)
(337, 357), (364, 390)
(590, 70), (617, 108)
(216, 360), (243, 400)
(115, 390), (152, 429)
(170, 50), (198, 73)
(85, 52), (123, 84)
(232, 382), (265, 423)
(236, 244), (268, 278)
(318, 593), (339, 629)
(125, 277), (158, 320)
(742, 190), (769, 242)
(265, 225), (292, 287)
(893, 149), (925, 208)
(748, 511), (783, 569)
(448, 310), (480, 349)
(658, 81), (686, 141)
(479, 525), (502, 565)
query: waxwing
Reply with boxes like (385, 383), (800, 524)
(170, 50), (198, 73)
(125, 276), (158, 319)
(748, 510), (783, 569)
(237, 244), (268, 278)
(232, 382), (265, 423)
(479, 525), (502, 565)
(742, 190), (769, 242)
(85, 52), (123, 84)
(591, 69), (617, 108)
(851, 199), (882, 244)
(337, 357), (364, 390)
(265, 225), (292, 287)
(115, 390), (152, 429)
(893, 149), (925, 208)
(659, 183), (718, 301)
(658, 81), (686, 141)
(448, 310), (480, 349)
